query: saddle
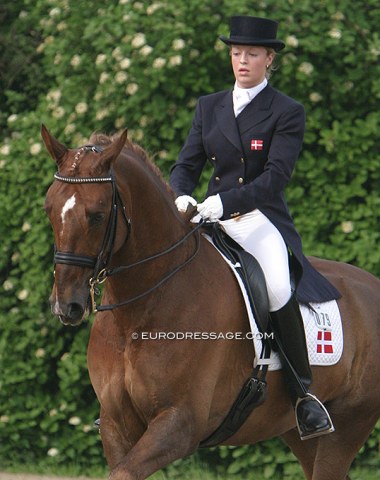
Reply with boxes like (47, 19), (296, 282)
(199, 222), (272, 448)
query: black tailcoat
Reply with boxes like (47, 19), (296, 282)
(170, 84), (340, 303)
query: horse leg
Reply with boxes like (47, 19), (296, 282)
(281, 428), (317, 480)
(309, 406), (379, 480)
(108, 407), (198, 480)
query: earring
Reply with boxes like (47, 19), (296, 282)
(266, 65), (269, 68)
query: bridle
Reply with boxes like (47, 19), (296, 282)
(52, 145), (202, 313)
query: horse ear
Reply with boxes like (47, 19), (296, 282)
(97, 128), (128, 171)
(41, 124), (68, 165)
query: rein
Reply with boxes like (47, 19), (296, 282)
(53, 146), (202, 313)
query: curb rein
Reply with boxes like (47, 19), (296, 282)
(53, 147), (202, 313)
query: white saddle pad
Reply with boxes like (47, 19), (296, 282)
(205, 235), (344, 371)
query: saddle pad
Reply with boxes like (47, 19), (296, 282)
(204, 235), (344, 370)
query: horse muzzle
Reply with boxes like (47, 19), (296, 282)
(50, 292), (89, 326)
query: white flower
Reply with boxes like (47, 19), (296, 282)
(49, 409), (58, 417)
(82, 424), (92, 433)
(147, 3), (162, 15)
(64, 123), (76, 135)
(131, 33), (146, 48)
(158, 150), (168, 159)
(0, 415), (9, 423)
(119, 0), (130, 4)
(30, 143), (42, 155)
(22, 221), (31, 231)
(153, 57), (166, 69)
(60, 353), (70, 361)
(49, 7), (61, 17)
(309, 92), (322, 102)
(70, 55), (81, 67)
(75, 102), (88, 114)
(286, 35), (299, 48)
(96, 54), (107, 65)
(126, 83), (139, 95)
(99, 72), (109, 84)
(341, 221), (354, 233)
(331, 12), (345, 21)
(0, 144), (10, 155)
(19, 11), (28, 19)
(169, 55), (182, 67)
(96, 109), (110, 121)
(112, 47), (123, 61)
(139, 116), (148, 127)
(0, 160), (5, 168)
(35, 348), (45, 358)
(47, 448), (59, 457)
(47, 89), (61, 103)
(140, 45), (153, 56)
(57, 21), (67, 31)
(298, 62), (314, 75)
(7, 114), (18, 123)
(115, 118), (125, 129)
(329, 28), (342, 39)
(172, 39), (185, 51)
(3, 280), (14, 291)
(53, 106), (65, 119)
(115, 71), (128, 84)
(54, 53), (62, 65)
(17, 289), (29, 300)
(68, 416), (81, 426)
(120, 57), (131, 69)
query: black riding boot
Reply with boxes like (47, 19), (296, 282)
(270, 295), (334, 440)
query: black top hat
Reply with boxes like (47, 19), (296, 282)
(219, 16), (285, 52)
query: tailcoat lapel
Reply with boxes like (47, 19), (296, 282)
(215, 90), (243, 153)
(237, 85), (276, 134)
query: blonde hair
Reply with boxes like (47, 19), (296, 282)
(265, 47), (277, 79)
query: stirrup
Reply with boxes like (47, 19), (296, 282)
(295, 393), (335, 441)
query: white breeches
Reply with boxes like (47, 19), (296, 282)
(220, 209), (291, 312)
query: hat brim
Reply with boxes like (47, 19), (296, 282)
(219, 35), (285, 52)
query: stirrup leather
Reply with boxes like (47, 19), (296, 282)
(295, 393), (335, 440)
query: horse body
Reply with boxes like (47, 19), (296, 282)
(42, 127), (380, 480)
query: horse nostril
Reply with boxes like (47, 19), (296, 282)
(67, 303), (85, 321)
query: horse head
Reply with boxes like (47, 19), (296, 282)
(42, 125), (129, 325)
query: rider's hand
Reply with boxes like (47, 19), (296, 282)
(197, 194), (223, 221)
(175, 195), (197, 212)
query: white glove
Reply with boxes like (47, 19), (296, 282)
(175, 195), (197, 212)
(197, 194), (223, 221)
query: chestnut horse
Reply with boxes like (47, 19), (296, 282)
(42, 125), (380, 480)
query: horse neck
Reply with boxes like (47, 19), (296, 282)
(113, 151), (193, 272)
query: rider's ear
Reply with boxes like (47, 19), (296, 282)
(41, 124), (68, 166)
(94, 129), (128, 173)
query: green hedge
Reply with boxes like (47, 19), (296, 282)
(0, 0), (379, 476)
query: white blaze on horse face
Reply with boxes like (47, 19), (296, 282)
(60, 194), (76, 233)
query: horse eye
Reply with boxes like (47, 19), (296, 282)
(89, 212), (106, 226)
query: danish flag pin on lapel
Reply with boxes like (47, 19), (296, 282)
(251, 139), (263, 150)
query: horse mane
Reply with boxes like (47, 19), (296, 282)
(88, 132), (174, 197)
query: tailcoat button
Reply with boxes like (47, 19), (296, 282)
(238, 177), (244, 184)
(215, 176), (220, 182)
